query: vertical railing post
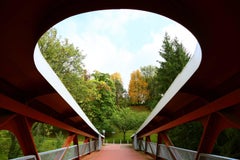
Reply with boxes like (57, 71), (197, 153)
(73, 134), (80, 160)
(145, 136), (150, 153)
(156, 132), (162, 160)
(98, 134), (102, 150)
(84, 137), (91, 154)
(138, 137), (143, 151)
(133, 135), (138, 150)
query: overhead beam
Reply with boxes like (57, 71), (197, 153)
(139, 89), (240, 138)
(0, 94), (96, 139)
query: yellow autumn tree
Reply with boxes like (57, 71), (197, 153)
(128, 70), (149, 105)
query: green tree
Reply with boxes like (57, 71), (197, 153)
(38, 28), (99, 123)
(7, 132), (22, 159)
(155, 33), (190, 100)
(155, 33), (202, 151)
(213, 128), (240, 158)
(111, 108), (148, 142)
(140, 65), (158, 110)
(88, 71), (117, 133)
(168, 121), (203, 150)
(38, 28), (85, 77)
(110, 72), (128, 108)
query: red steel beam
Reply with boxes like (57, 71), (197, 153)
(0, 94), (96, 139)
(63, 133), (76, 147)
(0, 113), (17, 128)
(196, 111), (240, 160)
(139, 89), (240, 138)
(1, 115), (40, 160)
(159, 133), (176, 160)
(159, 133), (174, 147)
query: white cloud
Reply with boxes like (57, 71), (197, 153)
(162, 23), (197, 55)
(86, 9), (148, 37)
(54, 10), (198, 90)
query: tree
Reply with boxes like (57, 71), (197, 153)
(213, 128), (240, 158)
(88, 71), (117, 133)
(38, 28), (100, 122)
(7, 132), (22, 159)
(140, 65), (158, 110)
(167, 121), (203, 150)
(128, 70), (149, 105)
(38, 28), (85, 77)
(155, 33), (190, 100)
(110, 72), (128, 107)
(111, 108), (148, 142)
(155, 33), (201, 151)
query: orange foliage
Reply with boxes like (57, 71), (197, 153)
(128, 70), (149, 104)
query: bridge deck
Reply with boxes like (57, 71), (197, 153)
(82, 144), (153, 160)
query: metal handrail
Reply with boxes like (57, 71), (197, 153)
(10, 141), (98, 160)
(135, 140), (237, 160)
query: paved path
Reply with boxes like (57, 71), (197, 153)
(82, 144), (154, 160)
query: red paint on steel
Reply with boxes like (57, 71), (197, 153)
(159, 133), (173, 147)
(196, 112), (240, 159)
(0, 94), (96, 138)
(63, 134), (76, 147)
(159, 133), (176, 160)
(140, 89), (240, 137)
(1, 115), (40, 160)
(82, 144), (153, 160)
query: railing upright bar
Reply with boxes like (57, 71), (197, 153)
(156, 132), (161, 160)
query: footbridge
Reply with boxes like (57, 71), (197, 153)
(1, 1), (240, 160)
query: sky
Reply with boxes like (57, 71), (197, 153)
(54, 9), (197, 90)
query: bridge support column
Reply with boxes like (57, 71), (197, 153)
(0, 114), (40, 160)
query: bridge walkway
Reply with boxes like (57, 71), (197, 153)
(82, 144), (153, 160)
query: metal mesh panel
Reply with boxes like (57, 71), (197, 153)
(146, 142), (151, 153)
(90, 141), (96, 152)
(62, 145), (78, 160)
(198, 153), (238, 160)
(169, 146), (197, 160)
(79, 143), (90, 156)
(157, 144), (173, 160)
(140, 140), (145, 151)
(10, 155), (37, 160)
(146, 142), (157, 155)
(39, 147), (66, 160)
